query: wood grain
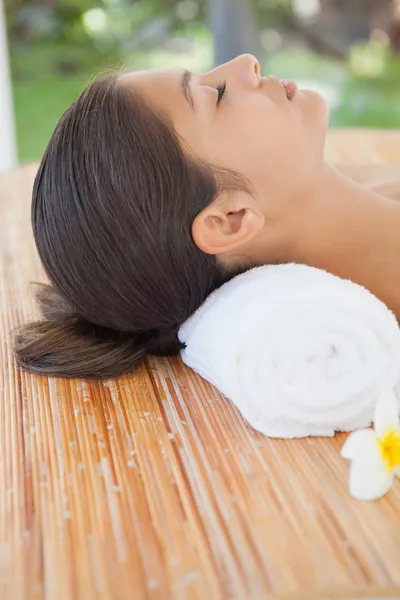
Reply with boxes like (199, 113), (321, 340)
(1, 129), (400, 600)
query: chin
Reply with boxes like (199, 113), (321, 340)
(298, 88), (330, 132)
(298, 90), (330, 160)
(318, 93), (330, 127)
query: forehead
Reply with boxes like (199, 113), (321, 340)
(119, 67), (182, 104)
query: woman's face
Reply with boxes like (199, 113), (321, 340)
(120, 53), (328, 198)
(119, 54), (329, 262)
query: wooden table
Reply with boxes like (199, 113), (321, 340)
(1, 129), (400, 600)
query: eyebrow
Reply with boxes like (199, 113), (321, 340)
(180, 69), (196, 112)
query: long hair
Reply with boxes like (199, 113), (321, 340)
(12, 69), (253, 379)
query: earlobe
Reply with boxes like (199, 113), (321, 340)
(191, 194), (265, 255)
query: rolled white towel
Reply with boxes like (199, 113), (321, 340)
(178, 264), (400, 438)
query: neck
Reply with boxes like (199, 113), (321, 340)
(291, 161), (400, 318)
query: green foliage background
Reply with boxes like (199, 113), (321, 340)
(5, 0), (400, 162)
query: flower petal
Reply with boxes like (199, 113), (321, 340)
(348, 461), (394, 501)
(395, 467), (400, 478)
(340, 429), (382, 463)
(374, 388), (400, 438)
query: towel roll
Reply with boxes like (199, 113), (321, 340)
(178, 264), (400, 438)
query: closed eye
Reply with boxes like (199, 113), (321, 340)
(216, 80), (227, 105)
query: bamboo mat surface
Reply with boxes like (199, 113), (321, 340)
(1, 128), (400, 600)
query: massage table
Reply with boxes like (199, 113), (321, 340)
(1, 129), (400, 600)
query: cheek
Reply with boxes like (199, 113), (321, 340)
(237, 108), (325, 200)
(257, 93), (329, 183)
(236, 116), (303, 184)
(209, 107), (289, 173)
(200, 93), (328, 187)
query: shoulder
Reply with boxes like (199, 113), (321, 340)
(336, 162), (400, 201)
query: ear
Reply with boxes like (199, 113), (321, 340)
(191, 189), (265, 255)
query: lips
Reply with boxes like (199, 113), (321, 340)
(280, 79), (297, 101)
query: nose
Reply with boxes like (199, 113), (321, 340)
(236, 53), (261, 84)
(202, 53), (261, 89)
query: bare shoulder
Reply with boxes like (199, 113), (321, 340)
(335, 162), (400, 201)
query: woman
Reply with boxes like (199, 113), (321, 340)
(13, 53), (400, 379)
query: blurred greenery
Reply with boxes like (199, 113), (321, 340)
(7, 0), (400, 162)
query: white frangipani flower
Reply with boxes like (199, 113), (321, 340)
(341, 388), (400, 501)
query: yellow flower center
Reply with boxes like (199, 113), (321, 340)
(377, 428), (400, 471)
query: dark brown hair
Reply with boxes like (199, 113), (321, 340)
(12, 69), (252, 380)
